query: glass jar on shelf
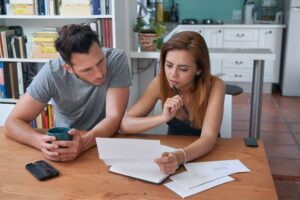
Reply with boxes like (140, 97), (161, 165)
(156, 0), (164, 23)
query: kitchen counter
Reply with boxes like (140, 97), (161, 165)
(164, 24), (286, 41)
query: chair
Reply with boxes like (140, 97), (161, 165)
(0, 104), (15, 126)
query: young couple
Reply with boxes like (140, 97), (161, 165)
(4, 24), (225, 175)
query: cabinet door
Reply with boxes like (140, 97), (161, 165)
(258, 29), (282, 83)
(203, 29), (223, 76)
(203, 29), (223, 48)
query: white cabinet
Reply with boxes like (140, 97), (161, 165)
(165, 25), (284, 84)
(203, 28), (223, 48)
(203, 29), (223, 76)
(258, 28), (282, 82)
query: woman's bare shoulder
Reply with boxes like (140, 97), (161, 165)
(211, 76), (225, 92)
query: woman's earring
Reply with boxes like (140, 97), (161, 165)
(196, 71), (201, 76)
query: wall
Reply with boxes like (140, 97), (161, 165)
(169, 0), (283, 22)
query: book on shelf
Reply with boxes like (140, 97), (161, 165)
(9, 0), (34, 4)
(9, 26), (23, 37)
(32, 30), (58, 59)
(94, 18), (112, 48)
(0, 26), (27, 59)
(8, 62), (19, 99)
(0, 62), (38, 99)
(6, 30), (16, 58)
(59, 4), (92, 16)
(16, 62), (24, 96)
(37, 0), (46, 15)
(96, 19), (103, 46)
(0, 0), (7, 15)
(31, 104), (54, 129)
(0, 62), (5, 98)
(91, 0), (100, 15)
(99, 0), (111, 15)
(3, 62), (12, 98)
(102, 18), (113, 48)
(61, 0), (90, 5)
(10, 4), (34, 15)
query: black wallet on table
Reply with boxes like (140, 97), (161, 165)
(26, 160), (59, 181)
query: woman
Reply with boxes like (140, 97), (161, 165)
(120, 31), (225, 174)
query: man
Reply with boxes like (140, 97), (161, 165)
(4, 24), (132, 162)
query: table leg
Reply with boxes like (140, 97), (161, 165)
(249, 60), (265, 139)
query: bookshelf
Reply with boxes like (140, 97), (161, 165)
(0, 15), (113, 19)
(0, 0), (136, 126)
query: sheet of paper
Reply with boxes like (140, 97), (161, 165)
(170, 171), (230, 190)
(184, 159), (250, 175)
(168, 160), (249, 190)
(96, 138), (161, 160)
(165, 176), (234, 198)
(109, 160), (169, 184)
(96, 139), (176, 184)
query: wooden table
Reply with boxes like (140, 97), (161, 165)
(0, 128), (277, 199)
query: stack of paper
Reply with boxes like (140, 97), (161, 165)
(165, 160), (250, 198)
(96, 138), (176, 184)
(96, 138), (250, 198)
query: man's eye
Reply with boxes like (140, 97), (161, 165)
(84, 68), (92, 72)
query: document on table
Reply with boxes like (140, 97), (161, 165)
(165, 176), (235, 199)
(96, 138), (176, 184)
(165, 160), (250, 198)
(96, 138), (161, 160)
(170, 159), (250, 190)
(184, 159), (250, 175)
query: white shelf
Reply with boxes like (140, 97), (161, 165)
(0, 98), (18, 103)
(0, 58), (50, 63)
(0, 15), (113, 19)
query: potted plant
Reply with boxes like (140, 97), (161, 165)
(133, 17), (167, 51)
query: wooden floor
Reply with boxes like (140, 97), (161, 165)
(232, 87), (300, 200)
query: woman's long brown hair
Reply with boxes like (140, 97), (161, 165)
(159, 31), (215, 128)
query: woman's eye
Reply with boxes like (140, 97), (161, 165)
(165, 64), (172, 68)
(179, 67), (188, 72)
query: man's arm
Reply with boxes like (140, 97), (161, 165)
(4, 93), (47, 149)
(4, 93), (61, 161)
(81, 87), (130, 152)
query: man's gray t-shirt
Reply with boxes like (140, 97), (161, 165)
(27, 48), (132, 130)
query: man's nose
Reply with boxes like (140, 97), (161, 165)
(94, 66), (104, 78)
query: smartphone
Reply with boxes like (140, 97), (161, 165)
(26, 160), (59, 181)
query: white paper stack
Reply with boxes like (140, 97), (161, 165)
(96, 138), (176, 184)
(165, 160), (250, 198)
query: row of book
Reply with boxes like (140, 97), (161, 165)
(0, 62), (37, 99)
(32, 30), (59, 59)
(94, 18), (113, 48)
(0, 0), (112, 16)
(31, 104), (54, 129)
(0, 26), (27, 59)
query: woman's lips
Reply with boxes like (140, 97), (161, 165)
(169, 80), (177, 86)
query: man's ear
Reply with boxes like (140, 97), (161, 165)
(62, 63), (74, 74)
